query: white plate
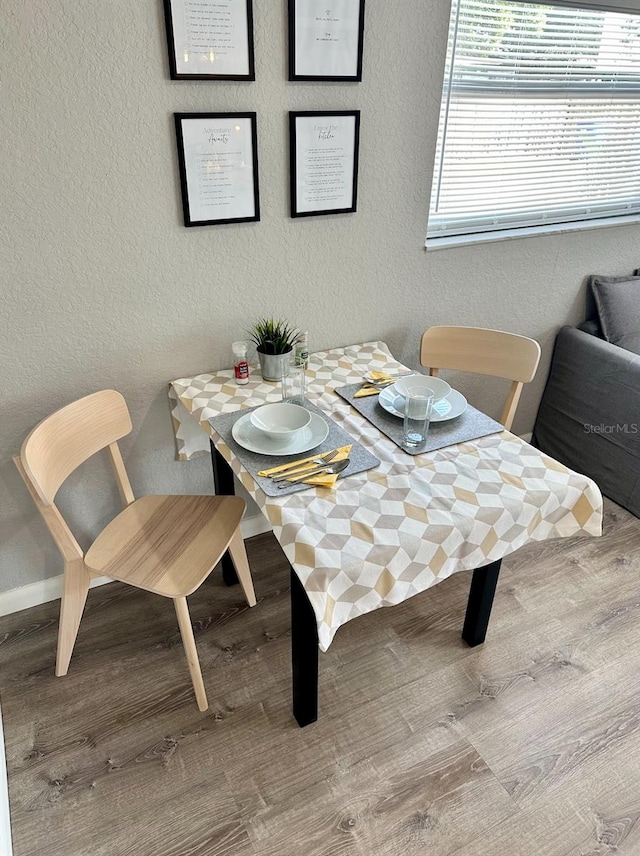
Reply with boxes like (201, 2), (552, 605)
(379, 386), (468, 422)
(232, 410), (329, 456)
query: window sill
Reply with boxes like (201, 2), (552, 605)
(425, 213), (640, 251)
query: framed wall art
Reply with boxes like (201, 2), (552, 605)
(289, 110), (360, 218)
(163, 0), (255, 80)
(288, 0), (365, 81)
(174, 113), (260, 226)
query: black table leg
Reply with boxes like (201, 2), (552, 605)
(288, 556), (500, 725)
(210, 440), (239, 586)
(291, 567), (319, 727)
(462, 559), (502, 647)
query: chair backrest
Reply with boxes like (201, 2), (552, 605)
(19, 389), (134, 506)
(420, 326), (541, 431)
(15, 390), (135, 563)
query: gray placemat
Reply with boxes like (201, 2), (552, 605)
(208, 399), (380, 496)
(335, 383), (504, 455)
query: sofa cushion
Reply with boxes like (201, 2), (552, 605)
(589, 273), (640, 355)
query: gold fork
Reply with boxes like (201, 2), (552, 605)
(362, 371), (417, 387)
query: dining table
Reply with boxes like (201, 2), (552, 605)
(168, 341), (603, 727)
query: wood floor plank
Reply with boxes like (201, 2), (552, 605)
(245, 726), (516, 856)
(13, 776), (252, 856)
(472, 751), (640, 856)
(221, 665), (478, 820)
(435, 578), (640, 742)
(455, 656), (640, 809)
(561, 796), (640, 855)
(447, 796), (592, 856)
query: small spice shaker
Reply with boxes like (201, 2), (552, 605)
(294, 331), (309, 368)
(232, 341), (249, 385)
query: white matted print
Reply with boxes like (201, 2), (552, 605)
(163, 0), (255, 80)
(289, 0), (365, 81)
(289, 111), (360, 218)
(174, 113), (260, 227)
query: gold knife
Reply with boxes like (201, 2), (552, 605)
(259, 449), (340, 478)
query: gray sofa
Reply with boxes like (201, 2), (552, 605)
(532, 272), (640, 518)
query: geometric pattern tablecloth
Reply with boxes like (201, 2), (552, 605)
(169, 341), (603, 651)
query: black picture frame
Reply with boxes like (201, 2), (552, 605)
(288, 0), (365, 82)
(163, 0), (255, 81)
(174, 112), (260, 227)
(289, 110), (360, 218)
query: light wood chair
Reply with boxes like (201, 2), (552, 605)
(14, 389), (256, 712)
(419, 326), (541, 431)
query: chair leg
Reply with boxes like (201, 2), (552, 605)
(56, 559), (91, 676)
(500, 381), (523, 432)
(174, 597), (208, 712)
(227, 528), (257, 607)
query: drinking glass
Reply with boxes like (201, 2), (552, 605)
(402, 387), (434, 450)
(281, 359), (306, 405)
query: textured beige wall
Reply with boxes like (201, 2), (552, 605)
(1, 0), (638, 593)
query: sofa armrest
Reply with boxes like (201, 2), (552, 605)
(532, 326), (640, 515)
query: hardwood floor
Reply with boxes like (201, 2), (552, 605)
(1, 498), (639, 856)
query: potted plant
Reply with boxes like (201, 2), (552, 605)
(248, 317), (299, 382)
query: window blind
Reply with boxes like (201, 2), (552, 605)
(519, 0), (640, 12)
(427, 0), (640, 242)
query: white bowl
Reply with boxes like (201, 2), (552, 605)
(395, 374), (451, 402)
(250, 403), (312, 441)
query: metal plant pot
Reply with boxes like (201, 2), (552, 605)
(257, 348), (292, 383)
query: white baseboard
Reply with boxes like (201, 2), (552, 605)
(0, 704), (12, 856)
(240, 513), (273, 539)
(0, 515), (272, 619)
(0, 574), (113, 619)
